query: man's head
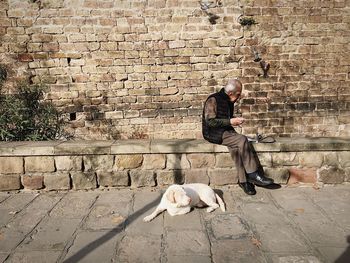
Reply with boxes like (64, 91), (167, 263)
(224, 78), (242, 103)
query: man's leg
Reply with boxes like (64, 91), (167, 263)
(222, 131), (273, 187)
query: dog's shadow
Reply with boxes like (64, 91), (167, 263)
(213, 188), (225, 203)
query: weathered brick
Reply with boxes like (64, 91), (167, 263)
(166, 154), (190, 170)
(83, 155), (114, 172)
(184, 169), (209, 184)
(142, 154), (166, 170)
(115, 154), (143, 170)
(215, 153), (234, 168)
(22, 174), (44, 190)
(44, 172), (71, 190)
(0, 157), (24, 174)
(97, 171), (129, 187)
(187, 154), (215, 169)
(55, 156), (82, 171)
(318, 166), (346, 184)
(156, 170), (184, 185)
(130, 170), (155, 188)
(71, 171), (97, 190)
(25, 157), (55, 173)
(208, 169), (238, 186)
(0, 174), (21, 191)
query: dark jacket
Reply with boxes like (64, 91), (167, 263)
(202, 88), (235, 144)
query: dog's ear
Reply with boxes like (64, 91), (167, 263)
(166, 190), (176, 203)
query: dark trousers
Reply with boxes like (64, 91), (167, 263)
(221, 130), (259, 183)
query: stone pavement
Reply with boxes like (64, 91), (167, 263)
(0, 184), (350, 263)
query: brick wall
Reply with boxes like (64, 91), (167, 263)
(1, 0), (349, 139)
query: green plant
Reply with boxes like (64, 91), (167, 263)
(0, 80), (67, 141)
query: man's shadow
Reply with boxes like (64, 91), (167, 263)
(335, 236), (350, 263)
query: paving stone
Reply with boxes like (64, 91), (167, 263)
(18, 218), (81, 251)
(165, 230), (210, 256)
(116, 234), (162, 262)
(0, 193), (37, 227)
(125, 190), (164, 235)
(166, 255), (212, 263)
(7, 251), (61, 263)
(0, 253), (8, 262)
(49, 192), (98, 219)
(257, 226), (310, 253)
(5, 193), (63, 233)
(269, 255), (322, 263)
(209, 214), (250, 240)
(241, 202), (287, 226)
(211, 239), (266, 263)
(0, 228), (26, 253)
(164, 209), (203, 231)
(63, 231), (122, 263)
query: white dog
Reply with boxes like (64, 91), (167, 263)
(143, 183), (226, 222)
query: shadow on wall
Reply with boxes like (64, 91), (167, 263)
(62, 195), (162, 263)
(335, 236), (350, 263)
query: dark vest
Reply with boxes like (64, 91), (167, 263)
(202, 88), (234, 144)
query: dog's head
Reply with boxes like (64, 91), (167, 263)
(166, 185), (191, 208)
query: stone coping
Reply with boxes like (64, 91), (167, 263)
(0, 137), (349, 156)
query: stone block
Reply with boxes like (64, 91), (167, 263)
(130, 170), (155, 188)
(115, 154), (143, 170)
(97, 171), (129, 187)
(184, 169), (209, 184)
(21, 174), (44, 190)
(142, 154), (166, 170)
(0, 174), (21, 191)
(83, 155), (114, 172)
(187, 153), (215, 168)
(44, 172), (70, 191)
(338, 151), (350, 167)
(318, 166), (345, 184)
(264, 168), (290, 184)
(208, 169), (238, 185)
(111, 140), (150, 154)
(150, 139), (213, 153)
(215, 153), (234, 168)
(297, 152), (323, 168)
(156, 170), (184, 185)
(0, 157), (24, 174)
(71, 172), (97, 190)
(345, 168), (350, 182)
(256, 153), (272, 167)
(25, 156), (55, 173)
(323, 152), (338, 167)
(272, 152), (299, 166)
(55, 156), (82, 171)
(287, 168), (317, 185)
(166, 154), (190, 169)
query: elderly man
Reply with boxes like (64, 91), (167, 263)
(202, 79), (274, 195)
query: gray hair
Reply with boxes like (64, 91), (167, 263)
(224, 78), (242, 94)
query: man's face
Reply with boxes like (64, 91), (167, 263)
(228, 90), (241, 103)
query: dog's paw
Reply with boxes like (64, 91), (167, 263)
(143, 216), (153, 222)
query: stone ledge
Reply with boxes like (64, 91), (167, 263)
(0, 137), (349, 156)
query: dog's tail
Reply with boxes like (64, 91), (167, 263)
(215, 194), (226, 212)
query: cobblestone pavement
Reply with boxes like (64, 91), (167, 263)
(0, 184), (349, 263)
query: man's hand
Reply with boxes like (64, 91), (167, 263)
(230, 117), (245, 126)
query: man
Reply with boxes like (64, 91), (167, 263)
(202, 78), (274, 195)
